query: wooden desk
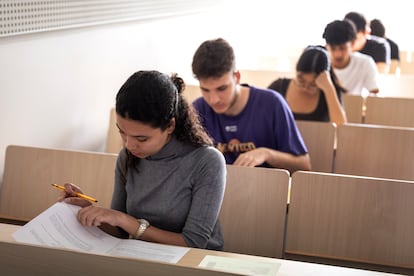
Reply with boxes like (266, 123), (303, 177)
(0, 223), (399, 275)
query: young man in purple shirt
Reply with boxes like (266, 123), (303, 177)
(191, 38), (311, 173)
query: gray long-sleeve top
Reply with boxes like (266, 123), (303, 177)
(111, 137), (226, 250)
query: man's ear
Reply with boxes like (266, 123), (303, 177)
(234, 70), (241, 84)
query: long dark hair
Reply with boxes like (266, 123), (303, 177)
(296, 45), (346, 93)
(116, 70), (212, 170)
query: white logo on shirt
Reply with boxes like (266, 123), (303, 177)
(225, 125), (237, 132)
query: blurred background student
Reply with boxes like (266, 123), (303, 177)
(370, 18), (400, 74)
(268, 46), (347, 125)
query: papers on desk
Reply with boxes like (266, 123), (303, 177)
(199, 255), (281, 276)
(12, 202), (189, 264)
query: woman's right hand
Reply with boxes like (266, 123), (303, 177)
(57, 182), (92, 207)
(315, 71), (334, 93)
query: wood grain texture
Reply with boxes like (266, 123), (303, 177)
(296, 120), (336, 173)
(334, 123), (414, 181)
(220, 165), (290, 258)
(286, 171), (414, 269)
(0, 145), (117, 221)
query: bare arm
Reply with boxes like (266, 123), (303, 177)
(233, 147), (311, 174)
(316, 71), (347, 125)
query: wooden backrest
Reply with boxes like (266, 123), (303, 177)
(106, 107), (123, 154)
(295, 120), (336, 173)
(364, 96), (414, 128)
(183, 84), (201, 104)
(342, 94), (364, 123)
(0, 145), (117, 222)
(389, 59), (400, 75)
(399, 50), (414, 75)
(239, 69), (295, 88)
(219, 165), (290, 258)
(286, 170), (414, 269)
(334, 124), (414, 181)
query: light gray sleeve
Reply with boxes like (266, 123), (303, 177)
(181, 147), (226, 248)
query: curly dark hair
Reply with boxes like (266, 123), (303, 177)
(115, 70), (213, 170)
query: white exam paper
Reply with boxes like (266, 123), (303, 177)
(12, 202), (189, 264)
(199, 255), (281, 276)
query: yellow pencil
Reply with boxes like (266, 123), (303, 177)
(51, 183), (98, 203)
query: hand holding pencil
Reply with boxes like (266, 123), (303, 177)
(53, 183), (98, 207)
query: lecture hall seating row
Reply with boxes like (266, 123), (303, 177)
(243, 50), (414, 76)
(0, 145), (413, 273)
(186, 77), (414, 128)
(107, 108), (414, 182)
(343, 89), (414, 128)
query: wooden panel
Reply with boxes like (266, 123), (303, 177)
(295, 120), (336, 173)
(0, 145), (117, 221)
(0, 241), (236, 276)
(334, 124), (414, 181)
(219, 165), (290, 258)
(342, 94), (364, 123)
(365, 96), (414, 127)
(183, 84), (201, 104)
(399, 51), (414, 75)
(286, 171), (414, 269)
(2, 222), (400, 275)
(105, 107), (123, 154)
(389, 60), (400, 75)
(239, 69), (295, 88)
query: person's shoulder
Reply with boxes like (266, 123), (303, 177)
(386, 37), (399, 48)
(193, 96), (204, 106)
(351, 52), (378, 75)
(353, 52), (376, 62)
(268, 78), (290, 90)
(368, 35), (388, 46)
(116, 148), (128, 167)
(248, 85), (290, 110)
(192, 96), (209, 113)
(192, 145), (226, 165)
(250, 85), (284, 99)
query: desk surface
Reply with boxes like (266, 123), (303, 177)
(0, 223), (399, 276)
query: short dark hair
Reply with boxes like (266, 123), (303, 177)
(370, 19), (386, 37)
(192, 38), (235, 79)
(323, 19), (357, 46)
(344, 12), (367, 33)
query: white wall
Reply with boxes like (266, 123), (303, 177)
(0, 0), (411, 187)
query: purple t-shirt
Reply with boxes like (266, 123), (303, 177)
(193, 85), (308, 167)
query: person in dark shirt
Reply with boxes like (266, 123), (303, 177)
(345, 12), (391, 74)
(370, 18), (400, 73)
(268, 46), (347, 125)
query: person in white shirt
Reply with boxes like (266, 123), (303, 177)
(323, 19), (379, 96)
